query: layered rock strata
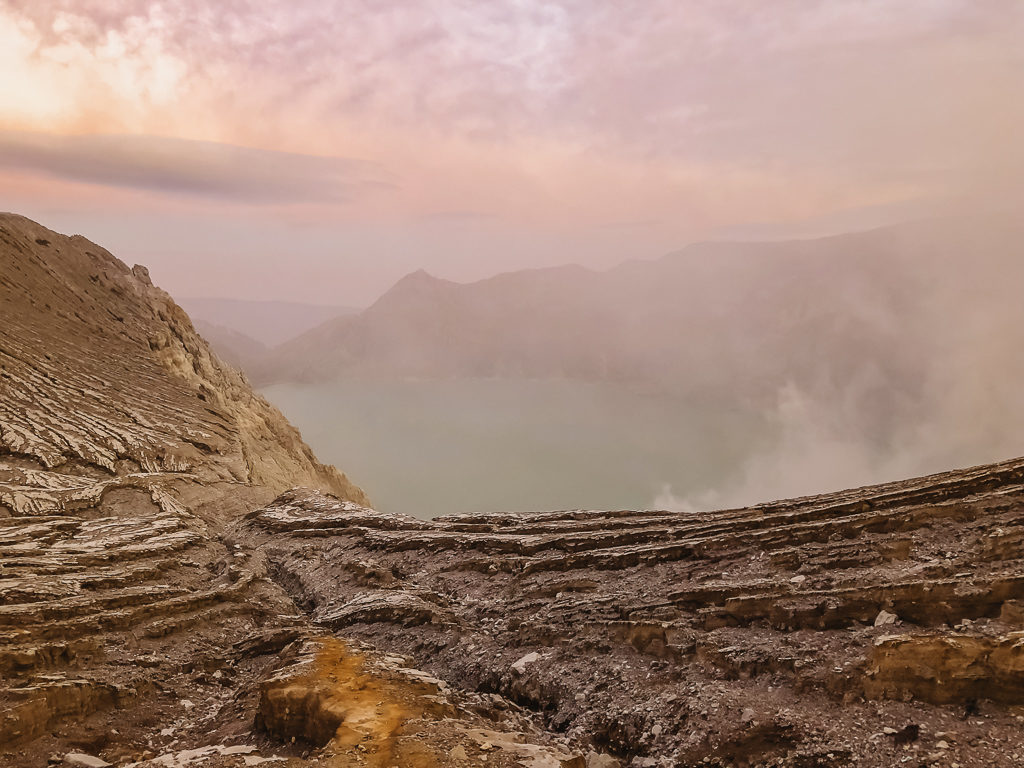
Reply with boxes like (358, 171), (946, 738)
(236, 460), (1024, 767)
(0, 213), (363, 501)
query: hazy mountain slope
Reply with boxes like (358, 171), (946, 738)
(259, 216), (1024, 494)
(262, 219), (1010, 401)
(0, 212), (366, 502)
(178, 296), (358, 347)
(193, 317), (269, 372)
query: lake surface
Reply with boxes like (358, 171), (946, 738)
(262, 378), (772, 519)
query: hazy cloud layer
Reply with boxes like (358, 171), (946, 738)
(0, 1), (1021, 302)
(0, 130), (389, 203)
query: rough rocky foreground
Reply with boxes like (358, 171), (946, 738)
(232, 463), (1024, 768)
(3, 214), (1024, 767)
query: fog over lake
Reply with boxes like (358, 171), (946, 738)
(252, 215), (1024, 521)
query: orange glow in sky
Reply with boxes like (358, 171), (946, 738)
(1, 1), (1021, 304)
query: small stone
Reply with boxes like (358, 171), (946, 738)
(741, 708), (757, 724)
(936, 741), (949, 749)
(480, 742), (494, 751)
(875, 610), (898, 627)
(790, 575), (807, 584)
(63, 755), (111, 768)
(586, 752), (621, 768)
(651, 724), (662, 737)
(449, 745), (468, 760)
(220, 745), (258, 755)
(892, 724), (920, 745)
(511, 652), (540, 674)
(180, 699), (195, 710)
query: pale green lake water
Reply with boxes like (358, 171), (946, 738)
(262, 378), (771, 519)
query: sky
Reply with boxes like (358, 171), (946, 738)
(0, 1), (1021, 305)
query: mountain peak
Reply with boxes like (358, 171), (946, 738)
(365, 267), (455, 312)
(395, 267), (447, 287)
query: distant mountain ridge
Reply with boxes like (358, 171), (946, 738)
(254, 215), (1024, 475)
(191, 317), (269, 371)
(179, 296), (359, 347)
(258, 217), (1015, 393)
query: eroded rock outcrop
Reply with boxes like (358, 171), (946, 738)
(0, 216), (366, 765)
(866, 632), (1024, 704)
(256, 637), (584, 767)
(236, 459), (1024, 767)
(0, 213), (364, 502)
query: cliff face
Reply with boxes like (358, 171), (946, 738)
(0, 213), (365, 503)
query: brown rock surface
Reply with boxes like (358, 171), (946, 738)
(0, 213), (364, 501)
(866, 632), (1024, 704)
(236, 463), (1024, 767)
(256, 636), (583, 767)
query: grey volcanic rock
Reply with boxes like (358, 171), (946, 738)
(236, 458), (1024, 767)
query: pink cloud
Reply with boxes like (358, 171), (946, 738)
(0, 1), (1020, 304)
